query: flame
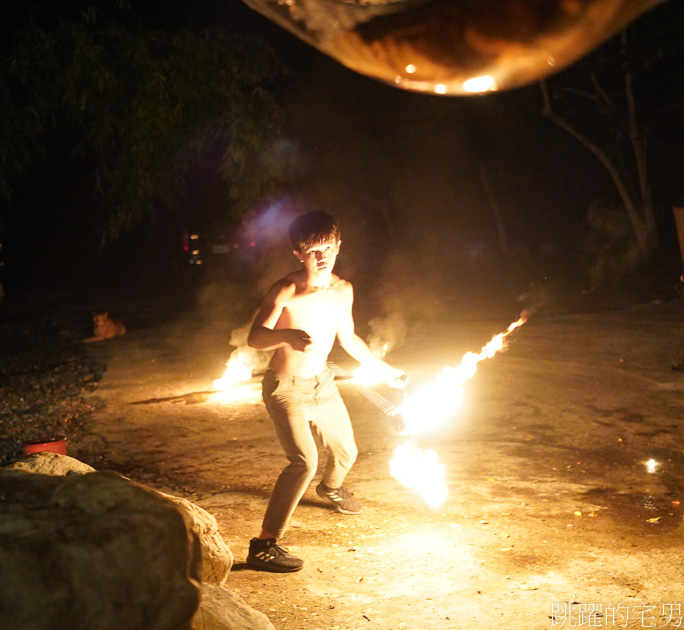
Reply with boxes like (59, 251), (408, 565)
(389, 441), (448, 507)
(396, 314), (527, 436)
(389, 313), (527, 506)
(211, 350), (255, 403)
(352, 364), (385, 386)
(214, 351), (253, 390)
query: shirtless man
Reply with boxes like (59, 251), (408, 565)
(246, 211), (404, 573)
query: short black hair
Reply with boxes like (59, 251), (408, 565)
(289, 211), (341, 251)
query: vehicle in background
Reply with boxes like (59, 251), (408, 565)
(180, 227), (261, 280)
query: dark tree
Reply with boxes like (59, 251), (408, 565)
(0, 2), (286, 240)
(538, 2), (684, 285)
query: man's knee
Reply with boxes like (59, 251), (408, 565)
(288, 450), (318, 478)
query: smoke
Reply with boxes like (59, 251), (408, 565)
(196, 280), (255, 326)
(226, 319), (272, 375)
(367, 312), (407, 358)
(236, 196), (306, 296)
(372, 248), (456, 322)
(583, 201), (645, 291)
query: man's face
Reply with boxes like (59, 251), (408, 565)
(294, 237), (341, 275)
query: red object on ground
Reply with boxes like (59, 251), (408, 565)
(23, 437), (67, 456)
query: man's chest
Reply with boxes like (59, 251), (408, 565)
(284, 291), (343, 328)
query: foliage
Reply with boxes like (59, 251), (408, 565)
(0, 3), (287, 239)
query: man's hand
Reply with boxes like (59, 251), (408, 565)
(282, 328), (312, 352)
(386, 368), (409, 390)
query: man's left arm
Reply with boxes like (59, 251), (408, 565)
(336, 284), (406, 388)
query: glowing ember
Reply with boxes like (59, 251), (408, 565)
(396, 314), (527, 436)
(645, 458), (659, 474)
(389, 441), (448, 507)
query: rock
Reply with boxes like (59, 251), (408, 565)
(159, 493), (234, 587)
(2, 453), (259, 630)
(6, 453), (233, 585)
(6, 451), (96, 475)
(0, 469), (201, 630)
(191, 584), (276, 630)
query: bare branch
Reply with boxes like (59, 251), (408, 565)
(552, 85), (601, 105)
(621, 30), (655, 238)
(590, 74), (617, 113)
(540, 79), (649, 254)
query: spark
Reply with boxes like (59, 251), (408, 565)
(389, 313), (527, 506)
(397, 314), (527, 436)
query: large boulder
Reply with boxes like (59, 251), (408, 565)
(0, 468), (201, 630)
(159, 492), (233, 587)
(6, 453), (234, 585)
(191, 584), (276, 630)
(2, 453), (266, 630)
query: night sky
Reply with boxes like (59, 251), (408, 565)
(1, 0), (683, 308)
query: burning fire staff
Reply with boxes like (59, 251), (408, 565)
(246, 211), (406, 573)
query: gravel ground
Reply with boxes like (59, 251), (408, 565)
(0, 309), (105, 465)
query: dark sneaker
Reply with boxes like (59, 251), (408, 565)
(247, 538), (304, 573)
(315, 482), (363, 515)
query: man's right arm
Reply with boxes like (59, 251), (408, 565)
(247, 282), (312, 352)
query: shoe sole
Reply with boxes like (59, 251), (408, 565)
(335, 505), (362, 515)
(246, 557), (304, 573)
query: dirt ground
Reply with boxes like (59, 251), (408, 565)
(71, 294), (684, 630)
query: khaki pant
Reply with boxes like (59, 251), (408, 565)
(261, 368), (358, 538)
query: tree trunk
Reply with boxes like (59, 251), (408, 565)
(539, 79), (652, 257)
(478, 161), (509, 255)
(621, 30), (657, 247)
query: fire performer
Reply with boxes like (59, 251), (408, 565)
(246, 211), (405, 572)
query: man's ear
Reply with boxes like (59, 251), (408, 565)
(293, 249), (303, 263)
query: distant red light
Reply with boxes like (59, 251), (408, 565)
(250, 241), (256, 247)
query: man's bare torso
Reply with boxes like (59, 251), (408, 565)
(269, 271), (351, 377)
